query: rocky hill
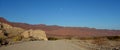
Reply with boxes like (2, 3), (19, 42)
(0, 17), (120, 38)
(0, 20), (48, 46)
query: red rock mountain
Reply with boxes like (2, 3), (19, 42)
(0, 17), (120, 38)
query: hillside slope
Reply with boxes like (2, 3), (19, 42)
(0, 17), (120, 38)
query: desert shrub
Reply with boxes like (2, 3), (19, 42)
(91, 38), (108, 46)
(0, 36), (8, 46)
(48, 37), (58, 40)
(4, 31), (8, 36)
(80, 36), (120, 40)
(0, 24), (3, 29)
(29, 36), (38, 41)
(0, 37), (3, 45)
(79, 37), (93, 40)
(0, 34), (6, 44)
(12, 35), (22, 41)
(106, 36), (120, 40)
(0, 36), (6, 40)
(79, 37), (102, 40)
(64, 37), (74, 40)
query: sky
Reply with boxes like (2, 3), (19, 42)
(0, 0), (120, 30)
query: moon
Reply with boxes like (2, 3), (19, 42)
(59, 8), (63, 10)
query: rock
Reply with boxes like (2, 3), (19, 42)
(0, 22), (25, 37)
(0, 30), (4, 37)
(0, 22), (25, 46)
(21, 29), (48, 41)
(0, 22), (2, 29)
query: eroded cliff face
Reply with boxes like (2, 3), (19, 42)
(21, 29), (48, 41)
(1, 22), (25, 37)
(0, 22), (48, 46)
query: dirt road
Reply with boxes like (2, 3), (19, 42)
(0, 40), (89, 50)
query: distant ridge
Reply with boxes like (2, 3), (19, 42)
(0, 17), (12, 25)
(0, 17), (120, 38)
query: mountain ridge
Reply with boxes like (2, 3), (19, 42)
(0, 17), (120, 38)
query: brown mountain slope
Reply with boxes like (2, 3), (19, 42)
(0, 17), (120, 38)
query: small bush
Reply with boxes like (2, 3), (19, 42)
(79, 36), (112, 40)
(12, 35), (22, 41)
(48, 37), (58, 40)
(4, 32), (8, 36)
(29, 36), (38, 41)
(106, 36), (120, 40)
(0, 38), (3, 45)
(91, 38), (108, 46)
(0, 36), (8, 46)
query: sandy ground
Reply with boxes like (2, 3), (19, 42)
(0, 40), (89, 50)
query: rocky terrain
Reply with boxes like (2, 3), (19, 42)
(0, 17), (120, 38)
(0, 40), (120, 50)
(0, 22), (48, 46)
(0, 17), (120, 50)
(21, 29), (48, 41)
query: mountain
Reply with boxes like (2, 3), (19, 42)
(0, 17), (120, 38)
(0, 17), (12, 25)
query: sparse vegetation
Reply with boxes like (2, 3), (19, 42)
(12, 35), (22, 41)
(106, 36), (120, 41)
(79, 37), (104, 40)
(48, 37), (58, 40)
(0, 36), (8, 46)
(3, 31), (8, 36)
(91, 38), (108, 45)
(78, 36), (120, 40)
(29, 36), (38, 41)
